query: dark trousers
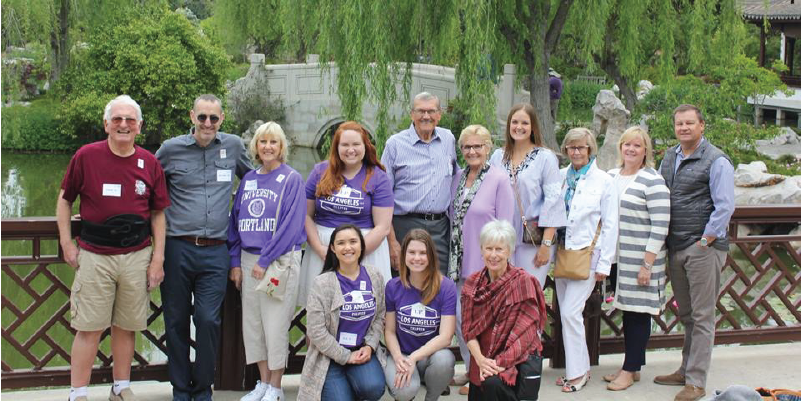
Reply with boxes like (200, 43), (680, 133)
(622, 311), (652, 372)
(392, 214), (450, 277)
(161, 237), (229, 401)
(468, 376), (517, 401)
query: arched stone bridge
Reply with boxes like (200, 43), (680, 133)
(230, 54), (531, 148)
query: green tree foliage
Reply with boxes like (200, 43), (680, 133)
(1, 0), (151, 83)
(562, 0), (744, 113)
(212, 0), (283, 59)
(636, 55), (795, 174)
(57, 7), (229, 146)
(2, 97), (79, 151)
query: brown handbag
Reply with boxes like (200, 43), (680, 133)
(554, 223), (601, 280)
(512, 175), (544, 245)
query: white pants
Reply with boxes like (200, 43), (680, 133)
(513, 242), (555, 289)
(555, 248), (598, 380)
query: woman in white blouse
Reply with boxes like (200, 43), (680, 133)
(489, 104), (567, 288)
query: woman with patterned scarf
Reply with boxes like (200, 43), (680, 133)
(461, 219), (547, 400)
(555, 128), (619, 392)
(448, 124), (515, 395)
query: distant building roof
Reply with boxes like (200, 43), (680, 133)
(743, 0), (801, 21)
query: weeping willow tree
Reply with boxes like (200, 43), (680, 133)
(274, 0), (575, 151)
(564, 0), (746, 113)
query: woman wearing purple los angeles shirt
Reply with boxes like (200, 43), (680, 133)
(228, 122), (307, 401)
(384, 229), (457, 401)
(299, 224), (386, 401)
(298, 121), (394, 307)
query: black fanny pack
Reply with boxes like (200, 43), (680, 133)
(81, 214), (151, 248)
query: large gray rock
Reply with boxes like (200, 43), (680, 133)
(592, 90), (631, 170)
(734, 161), (785, 187)
(734, 175), (801, 205)
(636, 80), (654, 100)
(755, 127), (801, 160)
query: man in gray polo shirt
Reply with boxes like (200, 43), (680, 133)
(156, 94), (252, 401)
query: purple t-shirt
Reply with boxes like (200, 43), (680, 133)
(305, 161), (394, 228)
(336, 265), (377, 348)
(385, 276), (457, 355)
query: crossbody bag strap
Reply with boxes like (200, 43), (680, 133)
(512, 176), (535, 236)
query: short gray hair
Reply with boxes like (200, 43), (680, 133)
(104, 95), (142, 122)
(412, 92), (441, 111)
(194, 94), (222, 110)
(249, 121), (289, 164)
(479, 219), (516, 255)
(561, 127), (598, 156)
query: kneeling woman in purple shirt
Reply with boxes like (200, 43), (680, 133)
(228, 122), (307, 401)
(299, 224), (386, 401)
(384, 229), (457, 400)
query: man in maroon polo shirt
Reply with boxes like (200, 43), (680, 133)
(56, 95), (170, 401)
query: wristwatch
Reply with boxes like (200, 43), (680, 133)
(700, 237), (709, 247)
(542, 238), (553, 247)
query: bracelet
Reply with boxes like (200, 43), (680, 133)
(642, 261), (653, 270)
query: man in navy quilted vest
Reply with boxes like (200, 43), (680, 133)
(655, 104), (735, 401)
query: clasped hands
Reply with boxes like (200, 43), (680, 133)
(348, 345), (373, 365)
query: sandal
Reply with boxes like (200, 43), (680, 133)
(555, 376), (568, 386)
(603, 370), (641, 382)
(562, 373), (590, 393)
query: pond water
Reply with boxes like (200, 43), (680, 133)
(0, 146), (324, 370)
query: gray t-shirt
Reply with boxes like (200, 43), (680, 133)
(156, 130), (252, 239)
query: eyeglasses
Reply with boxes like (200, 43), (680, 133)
(197, 114), (220, 123)
(460, 144), (485, 153)
(110, 116), (139, 126)
(413, 108), (440, 116)
(566, 145), (589, 153)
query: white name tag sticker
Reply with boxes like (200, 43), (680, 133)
(411, 302), (426, 318)
(220, 148), (227, 159)
(137, 159), (144, 169)
(102, 183), (122, 197)
(217, 169), (232, 182)
(276, 174), (286, 183)
(359, 280), (366, 291)
(244, 180), (257, 190)
(339, 332), (357, 347)
(351, 291), (364, 304)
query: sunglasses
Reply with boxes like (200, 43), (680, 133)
(197, 114), (220, 123)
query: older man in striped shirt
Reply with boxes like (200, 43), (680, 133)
(381, 92), (458, 276)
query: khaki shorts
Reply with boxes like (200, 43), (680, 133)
(70, 246), (151, 332)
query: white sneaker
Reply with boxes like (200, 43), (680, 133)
(241, 381), (270, 401)
(261, 386), (284, 401)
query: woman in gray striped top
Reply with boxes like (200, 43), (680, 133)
(605, 126), (670, 391)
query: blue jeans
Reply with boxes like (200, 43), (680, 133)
(161, 238), (229, 401)
(321, 354), (386, 401)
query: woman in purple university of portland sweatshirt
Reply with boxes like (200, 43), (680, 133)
(228, 122), (307, 401)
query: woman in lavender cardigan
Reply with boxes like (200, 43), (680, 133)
(448, 124), (515, 395)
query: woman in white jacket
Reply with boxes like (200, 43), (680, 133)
(554, 128), (619, 392)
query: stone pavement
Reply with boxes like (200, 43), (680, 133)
(5, 343), (799, 401)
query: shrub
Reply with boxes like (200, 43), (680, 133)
(57, 7), (230, 147)
(559, 80), (606, 122)
(2, 97), (79, 151)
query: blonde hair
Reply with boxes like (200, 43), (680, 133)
(249, 121), (289, 165)
(616, 126), (654, 168)
(458, 124), (493, 149)
(560, 127), (598, 156)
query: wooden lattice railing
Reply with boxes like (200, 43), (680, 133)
(2, 206), (800, 390)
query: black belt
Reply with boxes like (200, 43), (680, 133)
(403, 212), (447, 221)
(81, 214), (151, 248)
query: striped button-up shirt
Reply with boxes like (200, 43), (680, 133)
(381, 124), (457, 214)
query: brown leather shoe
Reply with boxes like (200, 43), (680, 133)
(674, 384), (705, 401)
(654, 371), (686, 386)
(603, 370), (641, 382)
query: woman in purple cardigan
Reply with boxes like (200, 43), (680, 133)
(448, 124), (515, 395)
